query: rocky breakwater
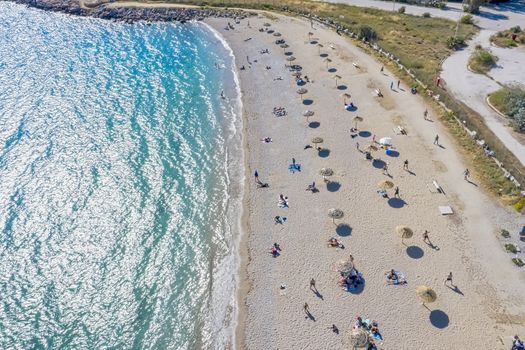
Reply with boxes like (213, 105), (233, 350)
(12, 0), (254, 23)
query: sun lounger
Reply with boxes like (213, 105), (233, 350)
(439, 206), (454, 215)
(432, 180), (444, 194)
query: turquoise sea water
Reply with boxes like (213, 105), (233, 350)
(0, 3), (242, 349)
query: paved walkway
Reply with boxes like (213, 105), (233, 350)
(321, 0), (525, 166)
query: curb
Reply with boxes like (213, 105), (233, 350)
(486, 95), (509, 119)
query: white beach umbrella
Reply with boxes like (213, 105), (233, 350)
(379, 137), (392, 146)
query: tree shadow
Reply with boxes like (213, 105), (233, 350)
(327, 181), (341, 192)
(336, 224), (352, 237)
(358, 131), (371, 138)
(320, 53), (329, 58)
(328, 68), (337, 73)
(318, 149), (330, 158)
(309, 121), (320, 128)
(430, 310), (449, 329)
(372, 159), (386, 169)
(386, 150), (399, 157)
(406, 245), (424, 259)
(388, 197), (407, 208)
(303, 99), (314, 105)
(337, 85), (348, 90)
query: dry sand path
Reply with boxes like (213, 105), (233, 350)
(206, 13), (525, 350)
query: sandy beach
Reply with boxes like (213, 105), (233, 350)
(205, 12), (525, 350)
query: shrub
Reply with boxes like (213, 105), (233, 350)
(422, 12), (431, 18)
(460, 14), (474, 24)
(357, 25), (378, 42)
(398, 6), (406, 14)
(501, 229), (511, 238)
(468, 47), (498, 73)
(505, 243), (518, 253)
(447, 36), (465, 49)
(511, 25), (522, 33)
(437, 2), (446, 9)
(514, 197), (525, 212)
(512, 258), (524, 267)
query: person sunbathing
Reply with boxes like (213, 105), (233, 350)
(306, 182), (317, 192)
(386, 269), (398, 281)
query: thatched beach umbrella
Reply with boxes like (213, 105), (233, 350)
(350, 328), (369, 348)
(335, 258), (354, 275)
(396, 225), (413, 245)
(264, 22), (271, 27)
(324, 58), (332, 69)
(353, 115), (363, 130)
(378, 180), (394, 189)
(319, 167), (334, 182)
(317, 43), (324, 55)
(308, 31), (314, 41)
(366, 144), (379, 152)
(292, 72), (302, 78)
(287, 56), (296, 62)
(328, 208), (344, 224)
(297, 88), (308, 102)
(342, 93), (351, 105)
(333, 75), (342, 88)
(416, 285), (437, 307)
(280, 43), (289, 52)
(311, 137), (324, 147)
(273, 32), (282, 37)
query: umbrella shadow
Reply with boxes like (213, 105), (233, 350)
(358, 131), (371, 138)
(308, 121), (320, 128)
(328, 68), (337, 73)
(327, 181), (341, 192)
(388, 197), (407, 208)
(310, 40), (318, 45)
(320, 53), (329, 58)
(372, 159), (386, 169)
(430, 310), (449, 329)
(318, 149), (330, 158)
(284, 51), (294, 56)
(336, 224), (352, 237)
(337, 85), (348, 90)
(347, 278), (365, 294)
(406, 245), (424, 259)
(303, 99), (314, 105)
(386, 150), (399, 157)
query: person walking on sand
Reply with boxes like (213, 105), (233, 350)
(372, 134), (376, 143)
(292, 157), (296, 165)
(397, 80), (400, 89)
(464, 168), (470, 181)
(310, 278), (317, 292)
(433, 134), (439, 145)
(403, 159), (409, 171)
(380, 66), (384, 73)
(254, 170), (260, 183)
(329, 324), (339, 334)
(424, 109), (428, 120)
(390, 81), (394, 90)
(423, 230), (431, 244)
(444, 272), (453, 286)
(303, 302), (311, 316)
(356, 142), (360, 151)
(394, 186), (400, 198)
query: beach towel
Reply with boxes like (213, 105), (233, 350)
(288, 164), (301, 173)
(278, 200), (289, 208)
(386, 271), (407, 285)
